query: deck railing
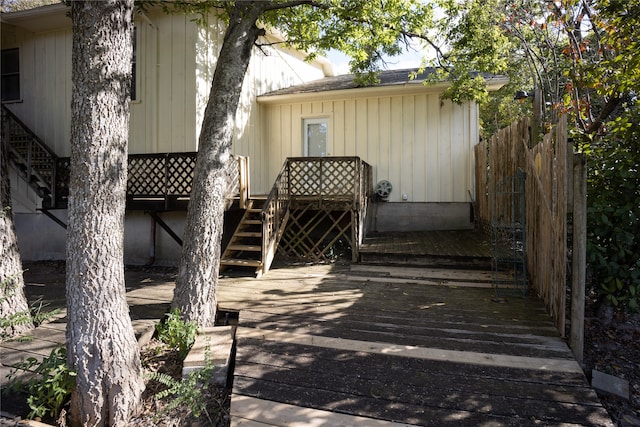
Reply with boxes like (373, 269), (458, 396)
(260, 156), (372, 273)
(287, 157), (365, 208)
(261, 160), (291, 275)
(125, 153), (248, 210)
(2, 105), (58, 208)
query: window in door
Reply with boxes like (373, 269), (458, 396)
(1, 48), (20, 102)
(303, 118), (329, 157)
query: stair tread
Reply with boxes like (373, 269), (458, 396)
(242, 220), (262, 225)
(227, 244), (261, 251)
(221, 259), (263, 267)
(235, 232), (261, 237)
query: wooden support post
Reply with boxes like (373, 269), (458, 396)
(570, 153), (587, 366)
(530, 89), (543, 147)
(238, 156), (249, 209)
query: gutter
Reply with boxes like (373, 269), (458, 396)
(257, 75), (509, 104)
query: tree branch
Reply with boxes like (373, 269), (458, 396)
(585, 95), (621, 134)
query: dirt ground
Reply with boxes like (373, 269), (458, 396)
(3, 262), (639, 426)
(583, 297), (640, 427)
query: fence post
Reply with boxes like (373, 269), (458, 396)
(570, 153), (587, 366)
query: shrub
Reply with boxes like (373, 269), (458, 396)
(585, 107), (640, 312)
(4, 346), (76, 420)
(155, 308), (198, 359)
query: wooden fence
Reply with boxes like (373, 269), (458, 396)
(475, 116), (569, 334)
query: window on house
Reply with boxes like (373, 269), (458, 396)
(1, 48), (20, 102)
(303, 118), (329, 157)
(131, 26), (137, 100)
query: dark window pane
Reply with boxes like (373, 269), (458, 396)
(1, 49), (19, 74)
(1, 49), (20, 101)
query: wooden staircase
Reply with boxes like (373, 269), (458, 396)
(2, 105), (60, 209)
(220, 198), (265, 277)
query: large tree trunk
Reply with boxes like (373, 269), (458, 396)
(173, 2), (267, 327)
(66, 1), (143, 425)
(0, 139), (33, 340)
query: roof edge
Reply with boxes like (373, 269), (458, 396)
(258, 75), (510, 104)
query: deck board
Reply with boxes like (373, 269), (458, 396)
(220, 262), (613, 426)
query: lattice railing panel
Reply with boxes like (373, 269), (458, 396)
(128, 155), (167, 196)
(167, 154), (197, 195)
(288, 157), (359, 199)
(289, 161), (321, 195)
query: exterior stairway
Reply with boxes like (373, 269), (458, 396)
(2, 105), (60, 209)
(220, 198), (265, 276)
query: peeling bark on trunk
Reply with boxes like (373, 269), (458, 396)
(0, 140), (33, 340)
(172, 2), (267, 327)
(67, 1), (143, 425)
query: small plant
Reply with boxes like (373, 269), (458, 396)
(0, 272), (32, 342)
(148, 362), (216, 424)
(4, 346), (76, 420)
(30, 297), (61, 328)
(155, 308), (198, 359)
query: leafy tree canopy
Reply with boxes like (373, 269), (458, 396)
(436, 0), (640, 140)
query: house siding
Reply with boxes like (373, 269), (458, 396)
(260, 92), (479, 203)
(3, 8), (325, 208)
(2, 6), (327, 262)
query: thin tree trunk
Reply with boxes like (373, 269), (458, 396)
(0, 139), (33, 340)
(173, 2), (266, 327)
(67, 1), (143, 425)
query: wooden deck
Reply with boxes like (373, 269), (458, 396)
(360, 230), (493, 268)
(220, 241), (612, 426)
(1, 231), (613, 426)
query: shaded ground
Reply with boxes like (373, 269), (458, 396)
(583, 297), (640, 427)
(1, 261), (639, 426)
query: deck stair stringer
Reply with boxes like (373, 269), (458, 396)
(220, 199), (265, 276)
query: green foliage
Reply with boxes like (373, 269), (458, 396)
(4, 346), (76, 420)
(1, 272), (60, 342)
(0, 0), (61, 13)
(147, 360), (216, 424)
(585, 105), (640, 311)
(431, 0), (513, 104)
(155, 308), (198, 359)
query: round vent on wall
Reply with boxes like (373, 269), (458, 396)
(375, 180), (393, 201)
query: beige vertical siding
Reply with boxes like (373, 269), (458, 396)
(2, 26), (72, 156)
(3, 7), (325, 190)
(259, 91), (479, 203)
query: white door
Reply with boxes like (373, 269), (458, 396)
(303, 118), (328, 157)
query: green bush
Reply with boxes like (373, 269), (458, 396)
(148, 361), (215, 423)
(585, 107), (640, 311)
(155, 308), (198, 359)
(4, 346), (76, 420)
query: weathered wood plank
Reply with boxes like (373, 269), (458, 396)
(221, 261), (611, 426)
(236, 327), (581, 373)
(231, 394), (414, 427)
(235, 375), (610, 427)
(236, 338), (591, 388)
(234, 316), (572, 359)
(231, 307), (559, 337)
(235, 363), (608, 425)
